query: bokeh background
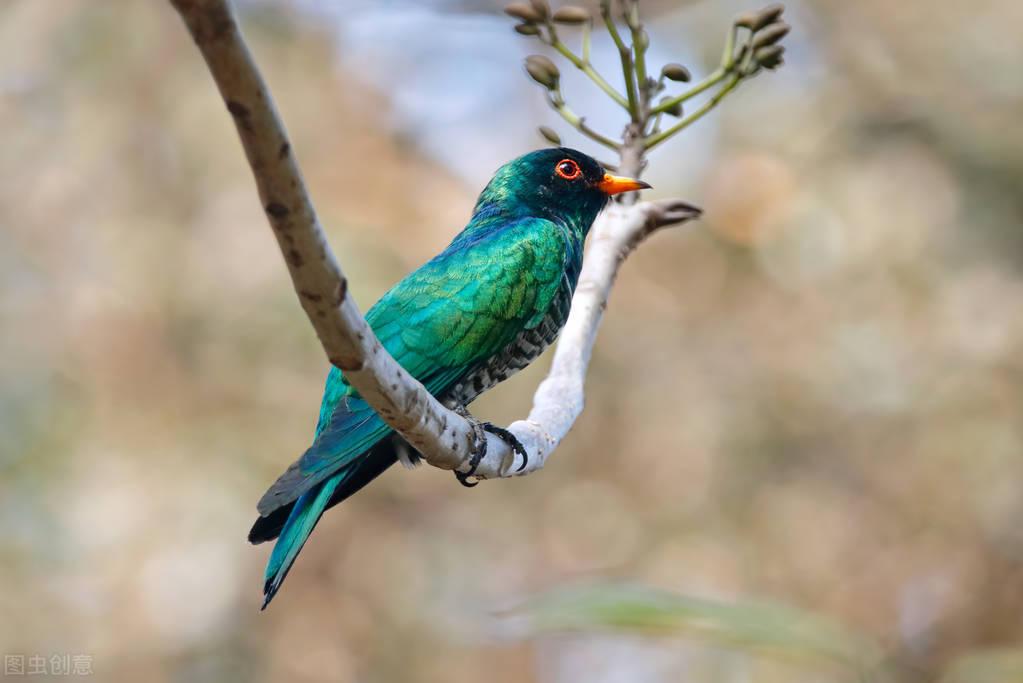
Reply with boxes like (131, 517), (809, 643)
(2, 0), (1022, 681)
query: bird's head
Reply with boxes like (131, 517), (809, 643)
(473, 148), (649, 229)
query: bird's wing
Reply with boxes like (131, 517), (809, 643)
(256, 217), (569, 514)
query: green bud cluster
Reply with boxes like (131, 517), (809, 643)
(506, 1), (590, 32)
(504, 1), (789, 153)
(735, 4), (789, 73)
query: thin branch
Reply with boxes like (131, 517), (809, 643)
(646, 33), (760, 149)
(624, 1), (648, 98)
(648, 25), (743, 118)
(544, 24), (629, 110)
(581, 20), (592, 63)
(648, 109), (664, 136)
(721, 24), (740, 70)
(645, 74), (742, 149)
(648, 67), (731, 116)
(599, 0), (640, 120)
(547, 92), (621, 151)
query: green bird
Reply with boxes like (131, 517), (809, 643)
(249, 148), (661, 608)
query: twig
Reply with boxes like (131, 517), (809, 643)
(624, 0), (648, 98)
(599, 0), (640, 120)
(544, 23), (629, 111)
(648, 25), (742, 118)
(648, 68), (731, 116)
(645, 74), (742, 149)
(547, 92), (621, 150)
(520, 2), (787, 171)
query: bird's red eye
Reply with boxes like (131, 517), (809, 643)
(555, 159), (582, 181)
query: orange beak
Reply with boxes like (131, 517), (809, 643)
(597, 173), (651, 195)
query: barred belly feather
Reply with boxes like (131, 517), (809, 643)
(443, 271), (575, 406)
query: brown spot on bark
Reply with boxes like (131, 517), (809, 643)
(299, 291), (322, 302)
(278, 142), (290, 159)
(226, 100), (253, 133)
(265, 202), (289, 219)
(226, 100), (250, 118)
(211, 17), (233, 40)
(203, 5), (235, 41)
(334, 278), (348, 305)
(287, 249), (303, 267)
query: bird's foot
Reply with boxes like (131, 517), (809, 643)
(480, 423), (528, 473)
(452, 405), (528, 487)
(455, 407), (488, 488)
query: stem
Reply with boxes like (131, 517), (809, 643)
(648, 67), (731, 116)
(648, 110), (663, 136)
(626, 2), (647, 98)
(721, 24), (739, 68)
(616, 122), (645, 204)
(545, 24), (629, 110)
(582, 20), (591, 63)
(648, 23), (745, 117)
(644, 74), (741, 150)
(548, 93), (622, 151)
(600, 0), (639, 121)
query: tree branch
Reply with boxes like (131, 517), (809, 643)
(167, 0), (699, 485)
(543, 23), (630, 111)
(545, 92), (621, 151)
(599, 0), (640, 120)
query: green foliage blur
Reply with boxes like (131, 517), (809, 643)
(1, 1), (1022, 681)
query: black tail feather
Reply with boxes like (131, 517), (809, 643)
(249, 440), (400, 545)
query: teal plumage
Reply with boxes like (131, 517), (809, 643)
(250, 148), (647, 608)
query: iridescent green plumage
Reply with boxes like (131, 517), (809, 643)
(251, 148), (628, 607)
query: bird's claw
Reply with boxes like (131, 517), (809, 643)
(452, 406), (529, 486)
(455, 407), (488, 487)
(481, 423), (529, 472)
(455, 471), (479, 487)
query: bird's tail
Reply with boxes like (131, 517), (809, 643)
(260, 473), (342, 610)
(256, 443), (400, 609)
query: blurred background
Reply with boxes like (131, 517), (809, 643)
(2, 0), (1022, 681)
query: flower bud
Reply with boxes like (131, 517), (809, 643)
(539, 126), (562, 145)
(525, 55), (560, 90)
(752, 22), (790, 48)
(552, 6), (590, 24)
(658, 97), (683, 117)
(750, 3), (785, 31)
(754, 44), (784, 69)
(529, 0), (550, 20)
(515, 23), (541, 35)
(735, 11), (758, 30)
(635, 29), (650, 51)
(505, 2), (542, 22)
(660, 63), (691, 82)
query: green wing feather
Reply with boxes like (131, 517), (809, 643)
(256, 217), (569, 515)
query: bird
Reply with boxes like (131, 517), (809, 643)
(249, 147), (664, 608)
